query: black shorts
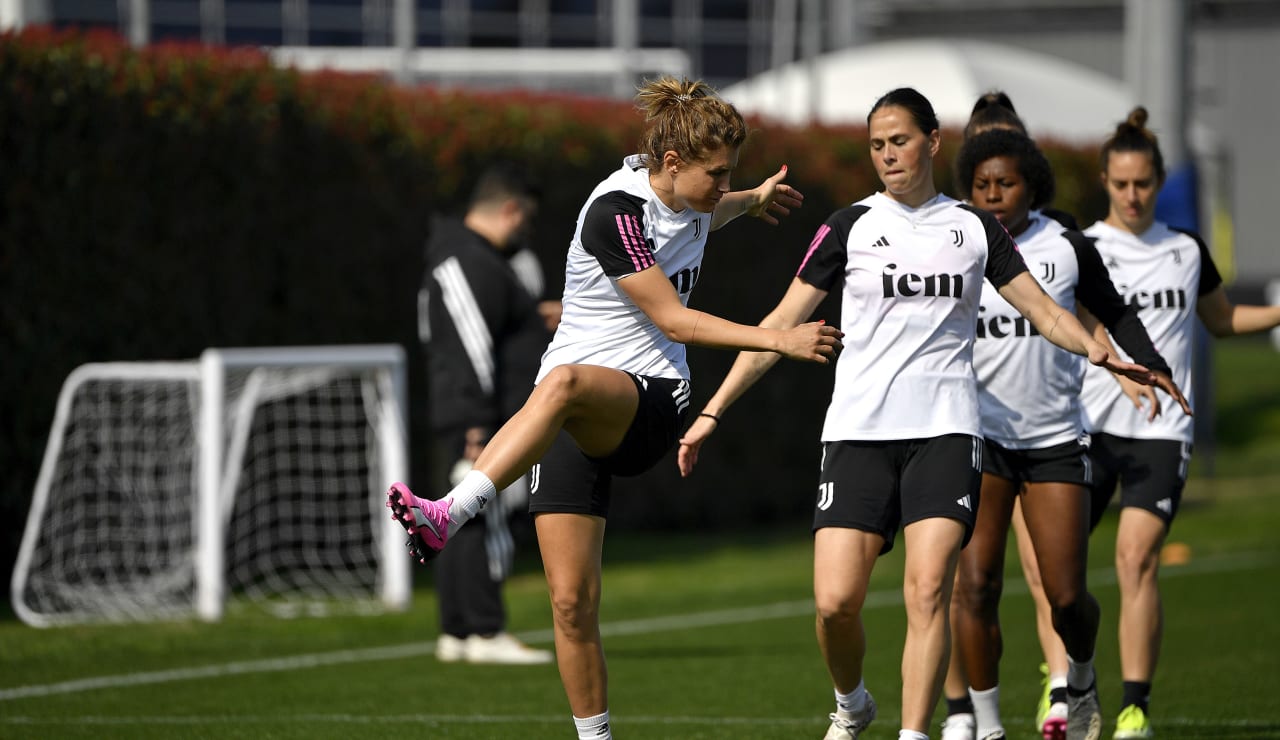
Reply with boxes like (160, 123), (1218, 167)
(527, 373), (690, 518)
(1087, 432), (1192, 530)
(983, 437), (1093, 487)
(813, 434), (983, 554)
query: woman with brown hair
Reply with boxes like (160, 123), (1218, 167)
(387, 75), (841, 740)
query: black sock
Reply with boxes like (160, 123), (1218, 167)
(946, 696), (974, 716)
(1121, 681), (1151, 713)
(1049, 686), (1068, 705)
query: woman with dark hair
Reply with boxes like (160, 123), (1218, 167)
(943, 91), (1083, 740)
(1079, 107), (1280, 739)
(677, 88), (1160, 740)
(943, 128), (1187, 740)
(386, 75), (843, 740)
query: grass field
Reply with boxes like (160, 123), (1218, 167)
(3, 340), (1279, 739)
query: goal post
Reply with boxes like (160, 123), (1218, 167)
(11, 345), (411, 627)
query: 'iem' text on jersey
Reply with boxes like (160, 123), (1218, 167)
(797, 192), (1028, 441)
(1079, 220), (1223, 443)
(974, 213), (1085, 449)
(974, 212), (1169, 449)
(538, 155), (711, 384)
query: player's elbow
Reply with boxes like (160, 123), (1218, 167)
(648, 310), (693, 343)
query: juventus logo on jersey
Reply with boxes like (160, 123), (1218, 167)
(951, 229), (964, 247)
(693, 219), (702, 239)
(1171, 248), (1182, 264)
(529, 464), (541, 494)
(1039, 262), (1057, 283)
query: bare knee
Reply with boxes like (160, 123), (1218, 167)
(547, 582), (599, 643)
(1115, 539), (1160, 583)
(815, 592), (861, 632)
(536, 365), (590, 409)
(956, 565), (1003, 614)
(903, 573), (949, 625)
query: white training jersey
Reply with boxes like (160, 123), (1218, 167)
(974, 213), (1085, 449)
(537, 155), (710, 383)
(1079, 220), (1222, 443)
(797, 192), (1028, 441)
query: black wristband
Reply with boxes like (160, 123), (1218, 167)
(698, 412), (721, 423)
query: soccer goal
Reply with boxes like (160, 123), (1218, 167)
(10, 345), (411, 627)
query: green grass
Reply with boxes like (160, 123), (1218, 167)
(1, 340), (1277, 739)
(2, 475), (1278, 739)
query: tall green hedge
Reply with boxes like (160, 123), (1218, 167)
(0, 29), (1108, 582)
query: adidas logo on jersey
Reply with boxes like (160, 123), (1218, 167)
(872, 235), (891, 248)
(1156, 497), (1173, 514)
(956, 495), (972, 511)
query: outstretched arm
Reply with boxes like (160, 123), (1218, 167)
(619, 266), (841, 362)
(678, 277), (830, 477)
(710, 165), (804, 230)
(1080, 305), (1180, 422)
(1197, 285), (1280, 338)
(998, 272), (1155, 383)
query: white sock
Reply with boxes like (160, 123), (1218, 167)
(446, 470), (497, 532)
(1050, 672), (1068, 699)
(1067, 654), (1095, 691)
(970, 685), (1003, 737)
(898, 731), (928, 740)
(834, 680), (869, 715)
(573, 710), (611, 740)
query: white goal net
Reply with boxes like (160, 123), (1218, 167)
(10, 345), (411, 627)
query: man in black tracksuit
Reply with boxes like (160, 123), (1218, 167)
(419, 164), (555, 664)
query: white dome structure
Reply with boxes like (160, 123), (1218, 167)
(721, 38), (1135, 144)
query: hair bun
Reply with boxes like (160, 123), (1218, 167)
(1125, 106), (1149, 130)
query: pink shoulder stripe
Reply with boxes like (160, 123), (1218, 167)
(616, 213), (656, 272)
(797, 224), (831, 274)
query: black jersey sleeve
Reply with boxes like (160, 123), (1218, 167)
(795, 205), (867, 292)
(1171, 227), (1224, 296)
(960, 205), (1029, 287)
(579, 191), (658, 278)
(1067, 230), (1172, 376)
(1042, 207), (1080, 231)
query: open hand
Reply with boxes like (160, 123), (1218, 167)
(677, 414), (719, 477)
(1086, 343), (1155, 385)
(747, 165), (804, 226)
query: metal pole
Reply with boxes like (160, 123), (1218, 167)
(613, 0), (638, 98)
(122, 0), (150, 47)
(1124, 0), (1188, 167)
(801, 0), (822, 126)
(1125, 0), (1212, 473)
(394, 0), (415, 83)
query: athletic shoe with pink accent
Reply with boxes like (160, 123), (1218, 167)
(1041, 703), (1068, 740)
(386, 482), (451, 563)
